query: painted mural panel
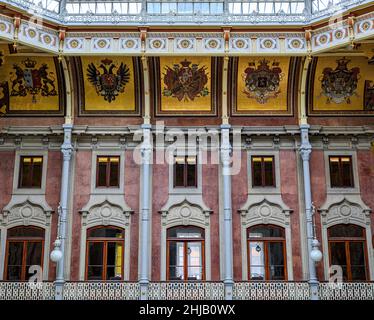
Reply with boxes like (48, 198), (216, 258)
(77, 56), (142, 116)
(308, 56), (374, 115)
(0, 54), (64, 115)
(151, 57), (221, 116)
(229, 57), (298, 116)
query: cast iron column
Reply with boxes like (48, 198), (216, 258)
(299, 124), (319, 300)
(221, 124), (234, 300)
(139, 124), (152, 300)
(54, 124), (73, 300)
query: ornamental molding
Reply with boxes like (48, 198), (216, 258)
(1, 12), (373, 56)
(159, 196), (212, 227)
(80, 195), (133, 227)
(319, 195), (372, 227)
(238, 195), (293, 227)
(1, 196), (53, 227)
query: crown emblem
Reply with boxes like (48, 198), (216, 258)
(22, 58), (37, 68)
(101, 58), (113, 65)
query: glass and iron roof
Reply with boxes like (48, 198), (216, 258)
(0, 0), (371, 25)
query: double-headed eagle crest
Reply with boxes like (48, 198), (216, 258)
(364, 80), (374, 110)
(0, 82), (8, 117)
(162, 59), (209, 102)
(243, 59), (283, 104)
(87, 59), (130, 103)
(10, 58), (57, 103)
(320, 57), (360, 104)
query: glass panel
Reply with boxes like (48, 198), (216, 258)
(341, 158), (353, 187)
(87, 242), (104, 280)
(97, 160), (107, 187)
(249, 241), (265, 280)
(25, 242), (43, 280)
(349, 242), (367, 281)
(109, 158), (119, 187)
(168, 241), (184, 280)
(329, 225), (364, 238)
(330, 242), (348, 281)
(268, 242), (285, 280)
(20, 158), (32, 187)
(252, 157), (263, 187)
(263, 157), (274, 186)
(88, 227), (124, 239)
(249, 225), (284, 238)
(186, 162), (196, 187)
(175, 157), (185, 187)
(32, 161), (42, 188)
(8, 227), (44, 238)
(106, 242), (123, 280)
(187, 242), (203, 280)
(329, 157), (341, 187)
(167, 226), (203, 239)
(6, 242), (24, 280)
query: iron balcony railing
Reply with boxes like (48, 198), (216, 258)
(1, 280), (374, 300)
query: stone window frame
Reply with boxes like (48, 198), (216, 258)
(247, 150), (281, 195)
(12, 149), (49, 195)
(323, 150), (360, 194)
(90, 150), (125, 195)
(168, 149), (203, 195)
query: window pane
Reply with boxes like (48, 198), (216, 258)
(330, 242), (348, 281)
(249, 225), (284, 238)
(329, 157), (340, 187)
(187, 242), (203, 280)
(87, 242), (104, 280)
(88, 227), (124, 239)
(109, 158), (119, 187)
(329, 225), (364, 238)
(97, 161), (107, 187)
(167, 226), (203, 239)
(249, 241), (265, 280)
(349, 242), (367, 281)
(7, 242), (24, 280)
(25, 242), (43, 280)
(20, 158), (32, 187)
(264, 157), (274, 186)
(106, 242), (123, 280)
(341, 158), (353, 187)
(32, 161), (42, 187)
(268, 242), (285, 280)
(8, 226), (44, 238)
(252, 158), (262, 187)
(175, 162), (185, 187)
(168, 241), (184, 280)
(186, 162), (196, 187)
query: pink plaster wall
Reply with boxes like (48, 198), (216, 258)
(0, 151), (14, 213)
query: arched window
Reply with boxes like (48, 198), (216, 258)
(247, 225), (287, 281)
(167, 226), (205, 281)
(328, 224), (368, 281)
(85, 226), (124, 281)
(5, 226), (45, 281)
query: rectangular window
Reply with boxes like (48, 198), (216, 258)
(96, 156), (120, 188)
(174, 156), (197, 188)
(329, 156), (353, 188)
(18, 156), (43, 188)
(251, 156), (275, 187)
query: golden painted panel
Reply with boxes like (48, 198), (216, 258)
(310, 56), (374, 115)
(80, 56), (137, 114)
(158, 56), (213, 114)
(0, 56), (61, 114)
(229, 57), (293, 115)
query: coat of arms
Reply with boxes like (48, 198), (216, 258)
(364, 80), (374, 110)
(10, 58), (57, 103)
(320, 58), (360, 104)
(162, 59), (209, 101)
(242, 59), (283, 104)
(0, 81), (8, 116)
(87, 59), (130, 103)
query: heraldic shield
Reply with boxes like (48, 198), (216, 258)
(87, 58), (130, 103)
(162, 59), (209, 102)
(320, 57), (360, 104)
